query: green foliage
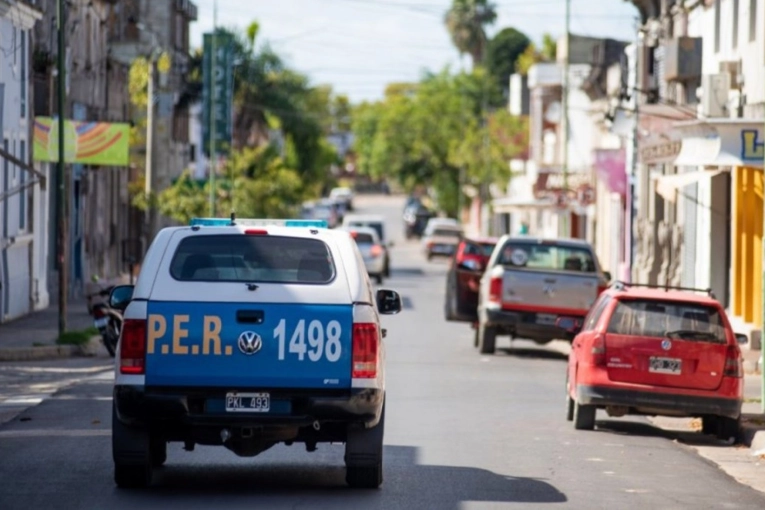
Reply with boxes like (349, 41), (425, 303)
(444, 0), (497, 67)
(351, 68), (528, 217)
(156, 145), (304, 224)
(515, 33), (557, 75)
(57, 327), (99, 346)
(486, 28), (531, 104)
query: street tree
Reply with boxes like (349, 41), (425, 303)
(444, 0), (498, 68)
(485, 27), (531, 103)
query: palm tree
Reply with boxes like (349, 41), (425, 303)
(444, 0), (497, 68)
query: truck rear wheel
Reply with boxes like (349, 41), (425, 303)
(573, 401), (596, 431)
(478, 323), (497, 354)
(112, 404), (153, 488)
(345, 401), (385, 489)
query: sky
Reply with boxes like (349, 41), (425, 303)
(190, 0), (640, 104)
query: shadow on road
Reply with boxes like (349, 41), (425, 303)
(498, 346), (568, 362)
(593, 419), (729, 447)
(114, 445), (567, 508)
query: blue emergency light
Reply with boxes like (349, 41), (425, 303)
(189, 218), (328, 229)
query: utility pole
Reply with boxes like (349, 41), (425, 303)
(561, 0), (570, 238)
(145, 58), (156, 242)
(57, 0), (68, 337)
(208, 0), (218, 216)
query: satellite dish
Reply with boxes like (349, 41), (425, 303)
(545, 102), (562, 124)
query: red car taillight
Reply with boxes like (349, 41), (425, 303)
(120, 319), (147, 375)
(352, 323), (378, 378)
(723, 345), (743, 378)
(370, 244), (383, 257)
(488, 276), (502, 303)
(591, 334), (606, 366)
(92, 307), (106, 319)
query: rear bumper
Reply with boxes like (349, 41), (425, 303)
(362, 256), (385, 275)
(114, 385), (384, 430)
(577, 384), (742, 419)
(482, 307), (580, 343)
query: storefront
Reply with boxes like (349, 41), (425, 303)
(665, 119), (763, 327)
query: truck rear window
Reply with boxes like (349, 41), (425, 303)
(497, 242), (596, 272)
(170, 235), (336, 284)
(352, 233), (375, 244)
(606, 299), (727, 343)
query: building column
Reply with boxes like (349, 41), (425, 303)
(732, 166), (763, 327)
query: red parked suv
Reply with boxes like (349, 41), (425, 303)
(444, 237), (498, 322)
(560, 282), (745, 441)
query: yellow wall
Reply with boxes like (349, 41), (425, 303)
(732, 166), (763, 326)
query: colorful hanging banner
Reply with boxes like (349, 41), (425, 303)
(33, 117), (130, 166)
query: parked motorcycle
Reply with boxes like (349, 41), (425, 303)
(88, 287), (122, 357)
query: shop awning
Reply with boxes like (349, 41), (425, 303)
(492, 197), (555, 213)
(672, 119), (764, 168)
(652, 170), (724, 202)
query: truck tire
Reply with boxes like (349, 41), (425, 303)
(112, 404), (153, 488)
(573, 401), (596, 431)
(478, 323), (497, 354)
(151, 437), (167, 467)
(565, 376), (574, 422)
(345, 401), (385, 489)
(716, 417), (739, 442)
(701, 416), (718, 435)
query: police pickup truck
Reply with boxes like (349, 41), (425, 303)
(476, 236), (610, 354)
(108, 218), (402, 489)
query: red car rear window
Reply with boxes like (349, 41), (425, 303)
(606, 299), (727, 344)
(464, 242), (496, 257)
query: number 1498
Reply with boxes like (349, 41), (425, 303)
(273, 319), (342, 362)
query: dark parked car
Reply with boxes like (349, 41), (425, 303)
(444, 237), (498, 322)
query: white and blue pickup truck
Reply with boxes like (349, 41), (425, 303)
(108, 218), (402, 489)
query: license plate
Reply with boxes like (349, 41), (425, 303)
(649, 357), (682, 375)
(433, 245), (452, 253)
(93, 317), (109, 329)
(225, 392), (270, 413)
(536, 313), (557, 325)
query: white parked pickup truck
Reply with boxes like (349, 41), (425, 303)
(475, 236), (611, 354)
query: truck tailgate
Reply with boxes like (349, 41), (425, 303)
(144, 301), (353, 389)
(502, 270), (599, 313)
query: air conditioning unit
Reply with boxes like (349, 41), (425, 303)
(700, 73), (731, 118)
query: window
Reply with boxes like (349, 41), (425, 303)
(351, 232), (376, 244)
(496, 242), (597, 273)
(714, 0), (721, 52)
(733, 0), (739, 49)
(19, 141), (26, 230)
(20, 30), (26, 117)
(463, 242), (497, 257)
(750, 0), (757, 42)
(582, 295), (611, 332)
(606, 299), (727, 343)
(170, 235), (336, 284)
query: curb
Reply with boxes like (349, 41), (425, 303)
(0, 336), (104, 362)
(740, 419), (765, 454)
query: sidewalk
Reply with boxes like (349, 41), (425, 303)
(0, 298), (102, 361)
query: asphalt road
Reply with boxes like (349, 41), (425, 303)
(1, 194), (764, 509)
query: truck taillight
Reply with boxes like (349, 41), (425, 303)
(723, 345), (743, 378)
(120, 319), (147, 375)
(488, 276), (502, 303)
(352, 323), (378, 378)
(591, 334), (606, 366)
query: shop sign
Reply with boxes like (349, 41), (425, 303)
(639, 140), (682, 164)
(741, 130), (765, 162)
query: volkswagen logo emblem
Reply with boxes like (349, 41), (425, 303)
(661, 339), (672, 351)
(237, 331), (262, 355)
